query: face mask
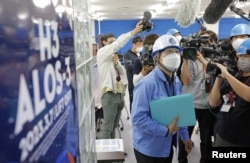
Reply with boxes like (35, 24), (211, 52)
(135, 47), (143, 53)
(237, 57), (250, 73)
(175, 35), (182, 44)
(162, 53), (181, 72)
(232, 38), (246, 51)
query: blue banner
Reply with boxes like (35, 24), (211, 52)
(0, 0), (79, 162)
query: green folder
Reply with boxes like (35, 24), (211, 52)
(149, 93), (196, 127)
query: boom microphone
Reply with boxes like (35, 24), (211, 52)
(230, 3), (250, 22)
(196, 18), (207, 31)
(203, 0), (234, 24)
(175, 0), (201, 27)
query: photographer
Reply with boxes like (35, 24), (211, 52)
(132, 33), (159, 86)
(97, 21), (143, 139)
(179, 30), (218, 163)
(209, 38), (250, 147)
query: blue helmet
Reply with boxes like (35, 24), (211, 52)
(230, 24), (250, 39)
(152, 34), (182, 57)
(237, 38), (250, 55)
(166, 28), (180, 36)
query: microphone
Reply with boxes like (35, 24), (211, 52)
(203, 0), (234, 24)
(230, 3), (250, 22)
(143, 11), (152, 21)
(196, 18), (207, 31)
(175, 0), (201, 27)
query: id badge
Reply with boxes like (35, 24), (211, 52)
(220, 104), (231, 112)
(201, 80), (205, 90)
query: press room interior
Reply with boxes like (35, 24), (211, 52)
(1, 0), (250, 162)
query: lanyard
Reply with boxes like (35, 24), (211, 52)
(164, 80), (174, 97)
(114, 65), (121, 81)
(226, 76), (250, 106)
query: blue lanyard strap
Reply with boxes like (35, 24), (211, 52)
(164, 81), (174, 97)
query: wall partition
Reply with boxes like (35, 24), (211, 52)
(0, 0), (96, 162)
(73, 0), (96, 162)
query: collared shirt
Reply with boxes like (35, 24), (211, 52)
(131, 67), (189, 157)
(97, 32), (131, 96)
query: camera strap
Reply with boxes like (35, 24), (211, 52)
(225, 76), (250, 107)
(164, 81), (174, 97)
(163, 76), (175, 97)
(202, 64), (209, 91)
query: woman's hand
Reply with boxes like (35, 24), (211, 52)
(215, 63), (229, 79)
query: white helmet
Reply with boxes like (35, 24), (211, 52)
(152, 34), (182, 57)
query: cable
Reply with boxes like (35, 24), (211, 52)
(202, 78), (220, 118)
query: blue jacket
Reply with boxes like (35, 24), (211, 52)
(131, 67), (189, 157)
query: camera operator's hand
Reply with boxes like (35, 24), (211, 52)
(196, 51), (208, 67)
(141, 65), (154, 76)
(168, 116), (179, 134)
(113, 54), (119, 65)
(215, 63), (230, 79)
(131, 21), (144, 36)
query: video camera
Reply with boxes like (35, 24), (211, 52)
(181, 35), (210, 60)
(205, 38), (238, 77)
(140, 44), (155, 66)
(181, 35), (239, 77)
(141, 11), (153, 32)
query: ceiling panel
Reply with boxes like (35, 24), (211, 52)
(90, 0), (250, 21)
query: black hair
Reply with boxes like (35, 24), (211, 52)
(100, 33), (115, 47)
(132, 36), (143, 44)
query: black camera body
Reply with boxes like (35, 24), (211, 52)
(142, 20), (153, 32)
(181, 37), (210, 60)
(182, 47), (197, 60)
(141, 11), (153, 32)
(200, 47), (219, 59)
(205, 38), (238, 76)
(140, 53), (154, 66)
(206, 62), (239, 77)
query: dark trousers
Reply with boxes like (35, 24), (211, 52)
(178, 109), (215, 163)
(134, 148), (173, 163)
(178, 126), (194, 163)
(128, 87), (133, 113)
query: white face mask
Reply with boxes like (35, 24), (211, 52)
(232, 38), (246, 51)
(135, 47), (143, 53)
(175, 35), (182, 44)
(237, 57), (250, 73)
(162, 53), (181, 72)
